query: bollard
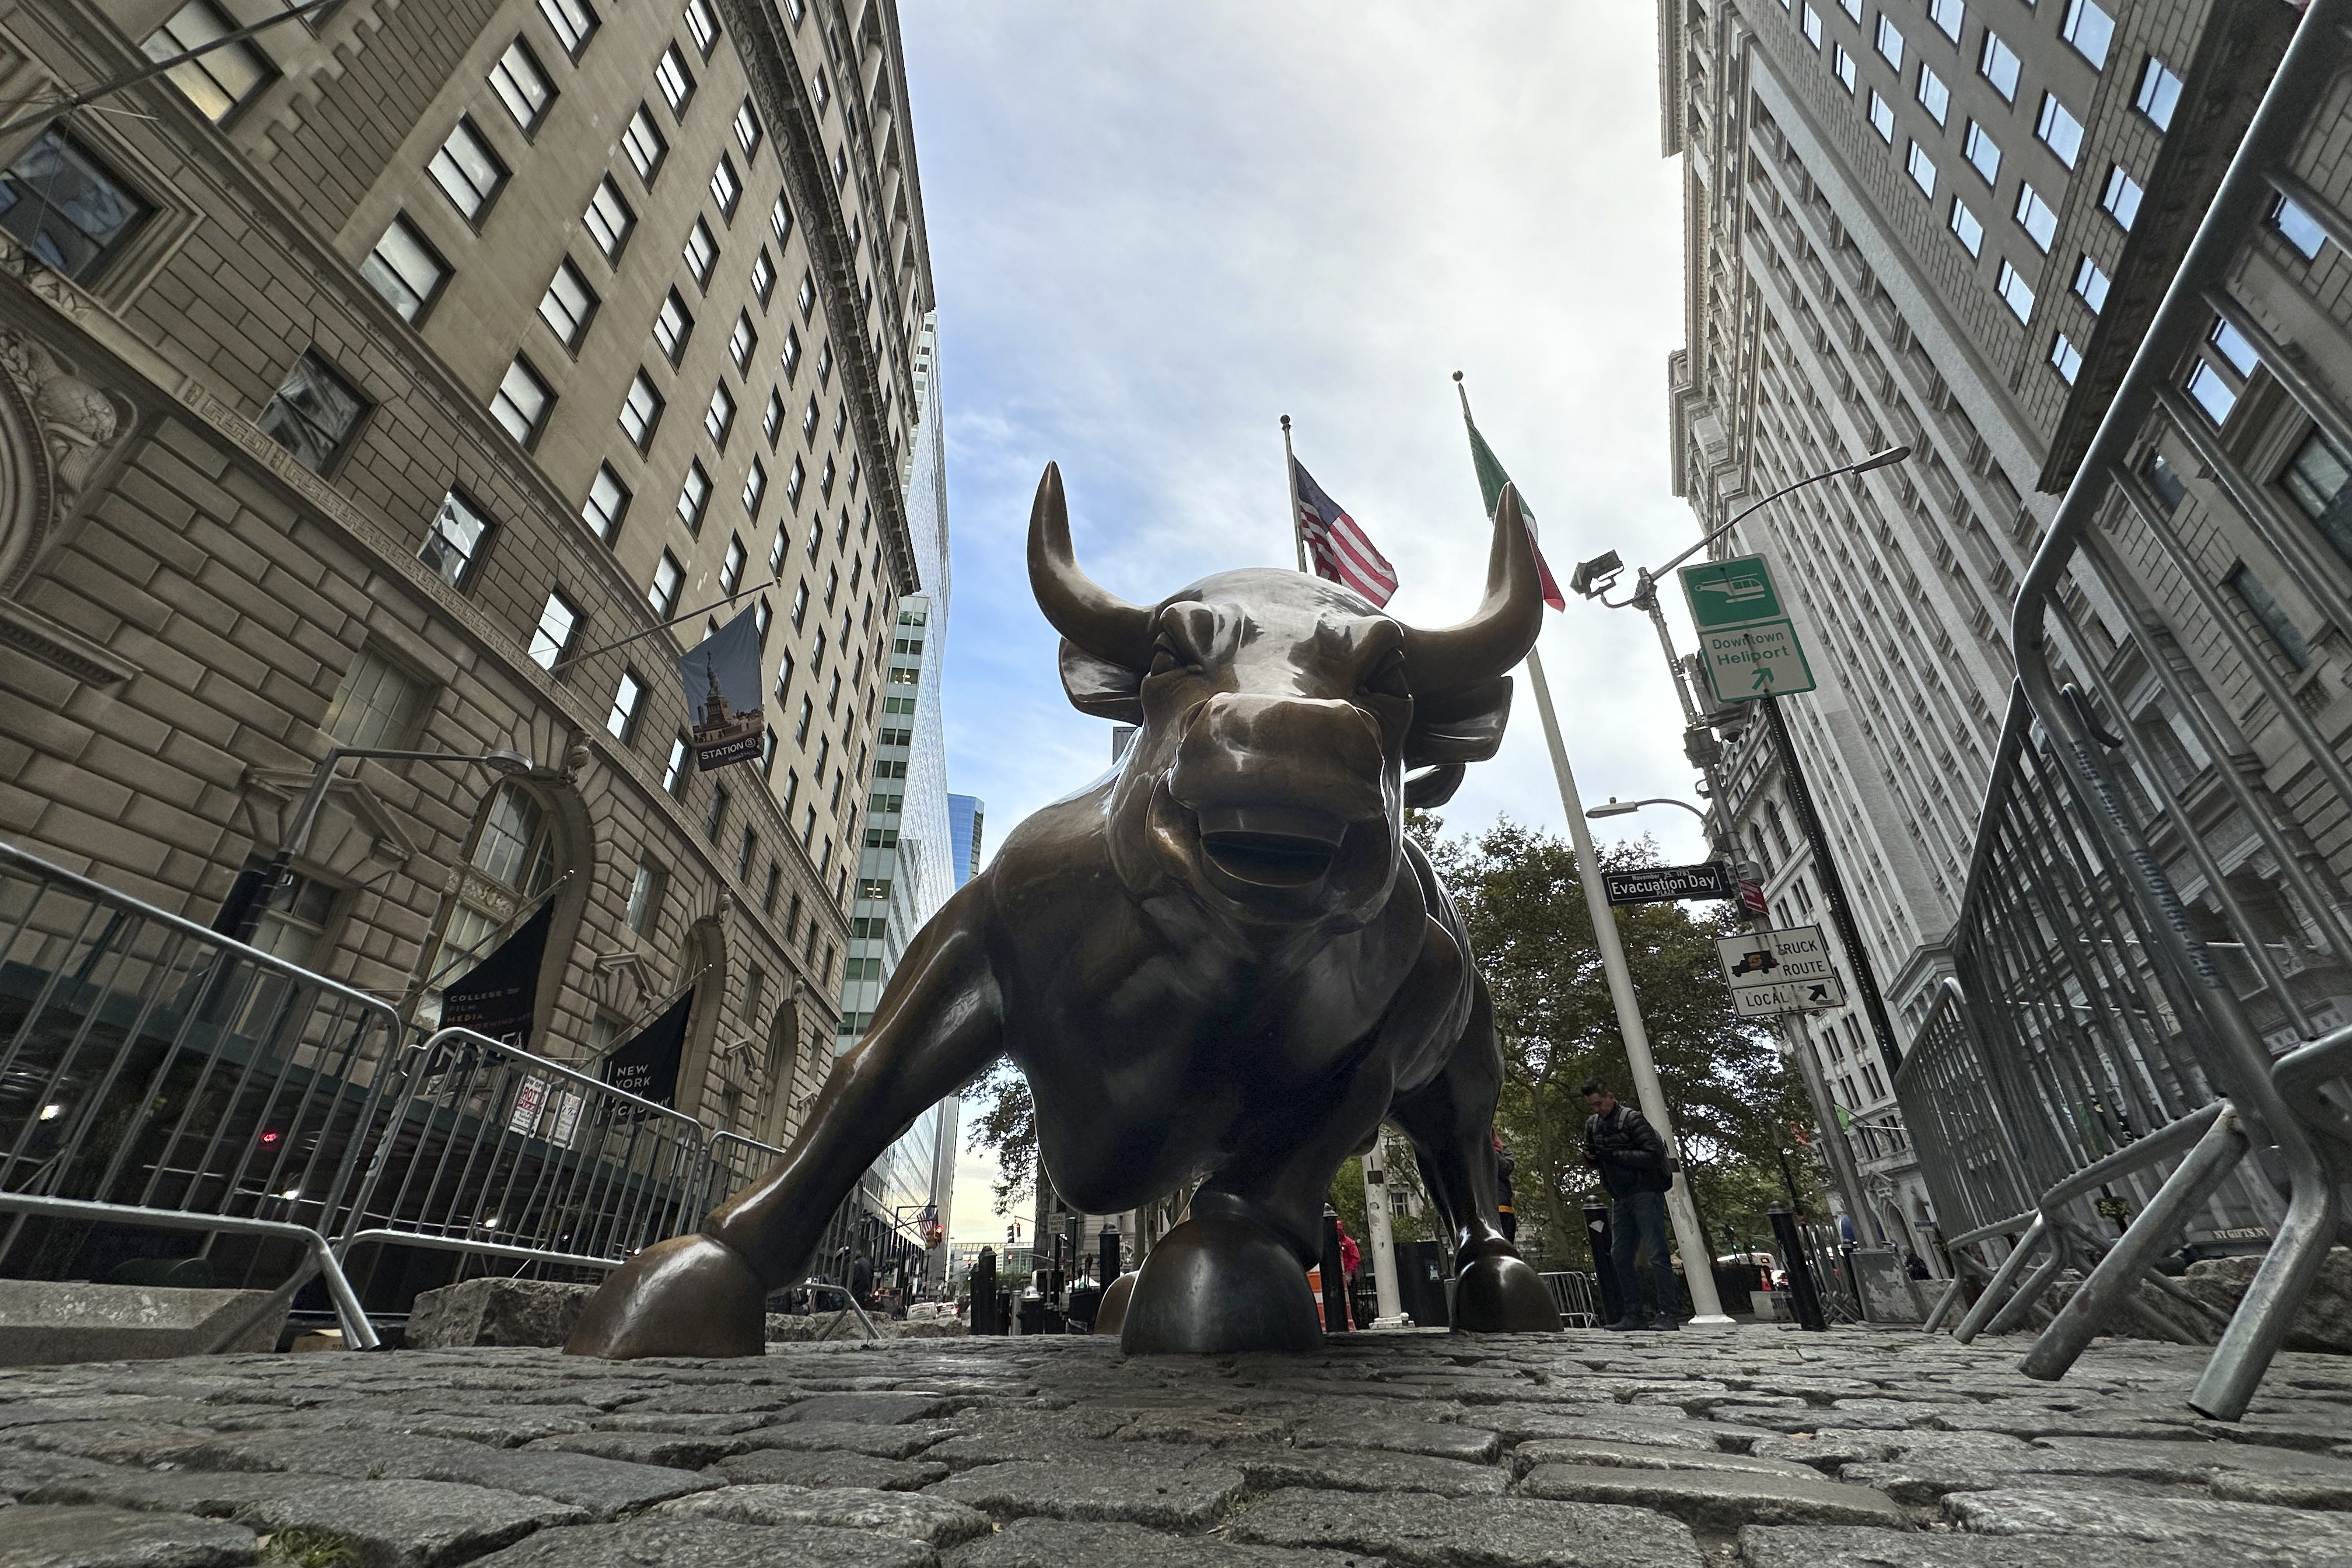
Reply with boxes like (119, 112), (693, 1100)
(1583, 1202), (1624, 1326)
(971, 1247), (1000, 1335)
(1320, 1204), (1350, 1333)
(1099, 1226), (1122, 1287)
(1768, 1205), (1827, 1332)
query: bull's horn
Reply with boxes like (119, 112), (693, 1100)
(1027, 462), (1155, 670)
(1400, 483), (1545, 690)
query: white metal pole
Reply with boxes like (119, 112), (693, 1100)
(1362, 1132), (1408, 1327)
(1525, 642), (1733, 1326)
(1280, 415), (1310, 574)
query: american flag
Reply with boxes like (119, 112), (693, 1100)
(1293, 459), (1398, 606)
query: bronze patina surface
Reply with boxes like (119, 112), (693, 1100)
(566, 465), (1560, 1357)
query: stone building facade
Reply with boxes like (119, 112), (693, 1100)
(1658, 0), (2345, 1254)
(0, 0), (936, 1167)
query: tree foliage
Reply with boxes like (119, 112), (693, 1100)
(961, 1058), (1035, 1216)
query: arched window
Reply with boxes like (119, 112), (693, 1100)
(418, 782), (562, 1028)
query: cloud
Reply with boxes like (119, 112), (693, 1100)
(906, 4), (1706, 1238)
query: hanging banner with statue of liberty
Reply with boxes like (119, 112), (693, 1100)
(677, 606), (767, 771)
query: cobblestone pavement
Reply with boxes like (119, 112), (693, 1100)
(5, 1326), (2352, 1567)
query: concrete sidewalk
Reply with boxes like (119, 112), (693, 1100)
(2, 1325), (2350, 1566)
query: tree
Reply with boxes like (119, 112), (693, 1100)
(960, 1058), (1036, 1216)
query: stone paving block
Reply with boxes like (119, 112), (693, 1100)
(651, 1481), (991, 1545)
(772, 1391), (978, 1425)
(155, 1427), (718, 1517)
(1945, 1485), (2352, 1558)
(1116, 1409), (1292, 1447)
(463, 1516), (934, 1568)
(623, 1384), (806, 1416)
(928, 1457), (1245, 1530)
(590, 1410), (774, 1436)
(220, 1405), (600, 1448)
(1740, 1524), (2231, 1568)
(713, 1446), (949, 1490)
(1224, 1487), (1705, 1568)
(741, 1419), (961, 1460)
(944, 1516), (1388, 1568)
(1515, 1461), (1904, 1531)
(1223, 1444), (1508, 1499)
(1508, 1439), (1826, 1479)
(0, 1504), (258, 1568)
(1292, 1412), (1500, 1462)
(524, 1429), (743, 1468)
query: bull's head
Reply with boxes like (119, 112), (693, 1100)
(1028, 463), (1544, 930)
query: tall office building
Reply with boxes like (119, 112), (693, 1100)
(947, 793), (984, 888)
(1661, 0), (2312, 1251)
(0, 0), (935, 1171)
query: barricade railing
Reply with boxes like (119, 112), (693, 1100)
(1538, 1269), (1604, 1328)
(332, 1027), (712, 1283)
(0, 841), (396, 1348)
(699, 1129), (788, 1218)
(1896, 0), (2352, 1419)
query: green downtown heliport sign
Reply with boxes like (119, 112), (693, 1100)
(1676, 553), (1817, 704)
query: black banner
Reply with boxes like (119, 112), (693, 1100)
(601, 987), (695, 1108)
(1602, 862), (1734, 907)
(439, 902), (553, 1048)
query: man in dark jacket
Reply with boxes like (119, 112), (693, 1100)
(1583, 1079), (1679, 1331)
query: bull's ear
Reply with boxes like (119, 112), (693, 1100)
(1059, 639), (1144, 723)
(1405, 674), (1513, 768)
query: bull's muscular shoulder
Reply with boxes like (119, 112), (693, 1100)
(975, 779), (1124, 931)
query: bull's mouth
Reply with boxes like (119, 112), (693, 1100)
(1195, 804), (1348, 890)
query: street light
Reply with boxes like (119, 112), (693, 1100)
(1586, 796), (1712, 829)
(216, 746), (535, 944)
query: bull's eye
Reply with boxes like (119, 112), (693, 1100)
(1148, 642), (1190, 679)
(1362, 651), (1409, 701)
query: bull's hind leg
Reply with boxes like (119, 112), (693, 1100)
(1388, 972), (1560, 1334)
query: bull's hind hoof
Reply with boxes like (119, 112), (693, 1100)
(1452, 1247), (1563, 1333)
(564, 1233), (767, 1359)
(1092, 1271), (1138, 1336)
(1120, 1214), (1322, 1354)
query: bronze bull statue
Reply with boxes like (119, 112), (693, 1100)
(566, 464), (1561, 1356)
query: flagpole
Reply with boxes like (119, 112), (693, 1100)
(1280, 415), (1310, 573)
(1452, 372), (1731, 1328)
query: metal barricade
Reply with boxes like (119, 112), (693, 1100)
(332, 1028), (711, 1285)
(1538, 1269), (1604, 1328)
(699, 1129), (787, 1218)
(1896, 0), (2352, 1418)
(0, 841), (393, 1348)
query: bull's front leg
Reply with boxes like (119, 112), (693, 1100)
(565, 884), (1003, 1358)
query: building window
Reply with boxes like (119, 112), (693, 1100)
(682, 217), (718, 290)
(2101, 165), (2143, 230)
(2283, 431), (2352, 561)
(754, 597), (772, 646)
(1866, 90), (1894, 143)
(1832, 44), (1857, 94)
(248, 863), (338, 967)
(2062, 0), (2113, 71)
(704, 782), (729, 838)
(782, 325), (803, 381)
(1948, 199), (1984, 256)
(324, 648), (423, 748)
(538, 257), (598, 351)
(729, 312), (757, 373)
(258, 352), (369, 473)
(685, 0), (719, 55)
(1916, 64), (1950, 127)
(795, 695), (813, 744)
(802, 394), (821, 442)
(362, 216), (449, 322)
(2130, 55), (2183, 132)
(656, 46), (696, 117)
(491, 37), (556, 134)
(787, 456), (807, 507)
(677, 460), (712, 531)
(797, 268), (816, 318)
(816, 338), (838, 390)
(764, 390), (785, 447)
(1962, 121), (2000, 186)
(1905, 141), (1936, 198)
(623, 104), (667, 184)
(2072, 254), (2110, 313)
(751, 247), (776, 307)
(584, 176), (635, 261)
(429, 118), (507, 222)
(1801, 4), (1822, 47)
(421, 491), (495, 587)
(2014, 184), (2057, 252)
(820, 456), (837, 502)
(491, 356), (554, 446)
(734, 98), (763, 156)
(710, 153), (742, 219)
(743, 458), (767, 517)
(583, 463), (630, 543)
(721, 534), (747, 594)
(1874, 15), (1902, 69)
(1927, 0), (1961, 43)
(529, 589), (579, 668)
(2035, 94), (2083, 169)
(539, 0), (598, 59)
(663, 735), (690, 794)
(771, 193), (796, 249)
(2185, 360), (2236, 426)
(144, 1), (274, 123)
(1994, 260), (2034, 323)
(2049, 332), (2082, 385)
(1979, 31), (2021, 102)
(2271, 195), (2327, 261)
(791, 579), (810, 627)
(607, 668), (645, 741)
(650, 551), (685, 617)
(654, 288), (694, 364)
(2228, 564), (2311, 670)
(0, 129), (148, 282)
(2142, 451), (2186, 513)
(626, 861), (666, 936)
(706, 383), (736, 447)
(620, 370), (664, 450)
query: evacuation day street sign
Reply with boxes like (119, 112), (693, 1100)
(1601, 862), (1734, 907)
(1678, 553), (1818, 704)
(1713, 923), (1848, 1017)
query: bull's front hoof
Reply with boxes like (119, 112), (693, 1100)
(1451, 1248), (1563, 1333)
(563, 1233), (767, 1359)
(1119, 1214), (1322, 1354)
(1092, 1271), (1138, 1336)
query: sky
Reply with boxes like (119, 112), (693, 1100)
(898, 5), (1707, 1241)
